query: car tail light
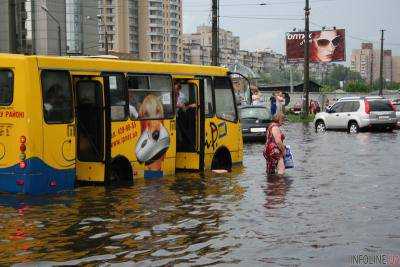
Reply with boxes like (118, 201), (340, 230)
(16, 179), (24, 186)
(389, 100), (396, 111)
(364, 100), (371, 114)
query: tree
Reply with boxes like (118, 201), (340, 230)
(345, 80), (369, 92)
(325, 64), (363, 88)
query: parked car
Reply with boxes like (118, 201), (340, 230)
(314, 96), (397, 133)
(240, 105), (271, 141)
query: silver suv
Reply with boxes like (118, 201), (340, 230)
(314, 96), (398, 133)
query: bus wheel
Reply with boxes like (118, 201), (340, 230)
(211, 148), (232, 171)
(107, 157), (133, 186)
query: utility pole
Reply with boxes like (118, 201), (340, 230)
(302, 0), (310, 118)
(379, 29), (385, 96)
(9, 0), (17, 53)
(212, 0), (219, 66)
(289, 65), (294, 93)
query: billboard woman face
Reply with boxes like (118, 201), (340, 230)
(312, 30), (340, 62)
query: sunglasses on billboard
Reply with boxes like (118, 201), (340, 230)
(317, 36), (340, 47)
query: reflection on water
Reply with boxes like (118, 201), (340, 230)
(264, 175), (292, 210)
(1, 124), (400, 266)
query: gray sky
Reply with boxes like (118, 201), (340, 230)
(183, 0), (400, 62)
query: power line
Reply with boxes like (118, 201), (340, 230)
(310, 20), (400, 47)
(220, 15), (303, 21)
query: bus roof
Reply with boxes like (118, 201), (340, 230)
(0, 53), (229, 77)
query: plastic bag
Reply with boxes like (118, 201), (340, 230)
(284, 145), (294, 169)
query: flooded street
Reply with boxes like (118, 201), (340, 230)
(1, 123), (400, 266)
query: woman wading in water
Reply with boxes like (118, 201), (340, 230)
(263, 112), (286, 176)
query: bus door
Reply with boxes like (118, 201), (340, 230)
(73, 76), (106, 182)
(176, 79), (200, 170)
(41, 70), (76, 184)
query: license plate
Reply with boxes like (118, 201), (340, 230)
(379, 116), (389, 120)
(250, 127), (266, 133)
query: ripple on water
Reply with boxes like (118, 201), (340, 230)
(1, 124), (400, 266)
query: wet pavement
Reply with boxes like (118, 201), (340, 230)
(0, 123), (399, 266)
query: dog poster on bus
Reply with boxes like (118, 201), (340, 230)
(135, 94), (170, 173)
(286, 29), (346, 63)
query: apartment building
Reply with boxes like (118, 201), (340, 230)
(1, 0), (183, 62)
(183, 26), (239, 67)
(0, 0), (97, 56)
(66, 0), (99, 55)
(351, 43), (398, 83)
(394, 56), (400, 84)
(98, 0), (182, 62)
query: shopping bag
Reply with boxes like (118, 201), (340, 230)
(284, 145), (294, 169)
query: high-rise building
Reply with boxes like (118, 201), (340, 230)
(393, 56), (400, 84)
(66, 0), (99, 55)
(183, 26), (240, 67)
(0, 0), (67, 55)
(1, 0), (183, 62)
(0, 0), (98, 56)
(351, 43), (397, 83)
(98, 0), (183, 62)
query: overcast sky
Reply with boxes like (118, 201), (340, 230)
(183, 0), (400, 62)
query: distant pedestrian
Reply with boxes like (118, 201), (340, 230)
(251, 88), (261, 105)
(276, 91), (285, 114)
(270, 93), (277, 116)
(325, 98), (330, 108)
(263, 112), (286, 176)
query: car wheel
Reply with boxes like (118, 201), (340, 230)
(315, 120), (326, 133)
(348, 122), (359, 133)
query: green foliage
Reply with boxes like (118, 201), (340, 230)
(320, 85), (335, 92)
(344, 80), (370, 92)
(385, 82), (400, 91)
(259, 68), (302, 85)
(325, 64), (363, 87)
(286, 113), (315, 123)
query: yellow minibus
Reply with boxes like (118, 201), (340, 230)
(0, 54), (243, 194)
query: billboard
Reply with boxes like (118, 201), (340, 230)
(286, 29), (346, 63)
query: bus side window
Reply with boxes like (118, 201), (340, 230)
(127, 74), (173, 120)
(41, 70), (73, 124)
(214, 77), (237, 122)
(149, 75), (173, 118)
(108, 74), (128, 121)
(0, 70), (13, 106)
(204, 77), (214, 117)
(127, 75), (149, 120)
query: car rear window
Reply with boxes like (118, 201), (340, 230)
(369, 100), (393, 112)
(0, 70), (13, 106)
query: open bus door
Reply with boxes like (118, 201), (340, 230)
(73, 76), (107, 182)
(175, 79), (200, 170)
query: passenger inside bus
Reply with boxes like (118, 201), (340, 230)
(0, 85), (11, 104)
(128, 89), (139, 119)
(44, 84), (66, 122)
(174, 81), (197, 152)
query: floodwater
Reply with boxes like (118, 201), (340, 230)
(1, 124), (400, 266)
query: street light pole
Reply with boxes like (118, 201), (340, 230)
(41, 5), (61, 56)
